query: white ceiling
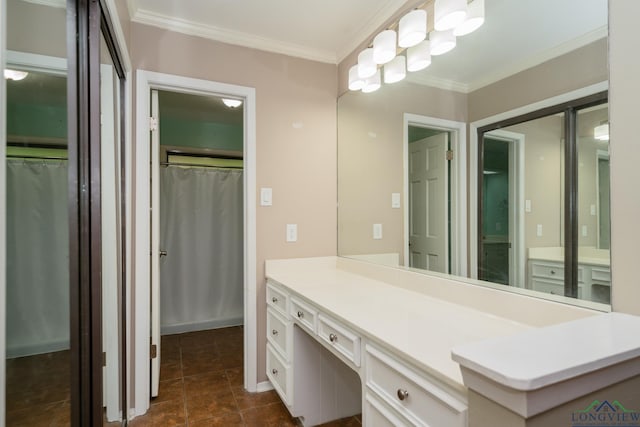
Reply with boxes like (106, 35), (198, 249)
(127, 0), (608, 92)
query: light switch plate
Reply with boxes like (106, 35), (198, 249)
(286, 224), (297, 242)
(261, 188), (273, 206)
(391, 193), (401, 209)
(591, 204), (597, 216)
(536, 224), (543, 237)
(525, 200), (532, 213)
(373, 224), (383, 240)
(582, 225), (588, 237)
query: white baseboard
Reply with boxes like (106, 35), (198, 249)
(256, 380), (274, 393)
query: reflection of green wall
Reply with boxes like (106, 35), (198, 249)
(7, 103), (67, 139)
(483, 173), (509, 236)
(408, 126), (443, 143)
(160, 117), (243, 151)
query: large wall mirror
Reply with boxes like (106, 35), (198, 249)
(337, 0), (609, 307)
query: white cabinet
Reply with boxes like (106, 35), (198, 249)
(527, 259), (615, 302)
(365, 344), (467, 427)
(266, 279), (469, 426)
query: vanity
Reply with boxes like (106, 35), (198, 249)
(264, 257), (640, 426)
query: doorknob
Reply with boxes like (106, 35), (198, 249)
(160, 250), (167, 257)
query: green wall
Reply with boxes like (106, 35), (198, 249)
(7, 103), (67, 140)
(159, 117), (243, 151)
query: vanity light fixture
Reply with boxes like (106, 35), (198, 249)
(430, 29), (457, 55)
(398, 9), (427, 48)
(362, 70), (381, 93)
(384, 55), (406, 84)
(348, 65), (366, 90)
(4, 69), (28, 81)
(434, 0), (467, 31)
(453, 0), (485, 36)
(406, 40), (431, 72)
(358, 48), (377, 79)
(594, 122), (610, 141)
(222, 98), (242, 108)
(373, 30), (397, 64)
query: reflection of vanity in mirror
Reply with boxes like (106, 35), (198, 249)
(338, 0), (610, 308)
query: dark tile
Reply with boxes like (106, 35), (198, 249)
(183, 371), (230, 399)
(217, 351), (243, 369)
(180, 330), (218, 349)
(317, 416), (362, 426)
(7, 400), (70, 427)
(186, 391), (239, 422)
(152, 378), (184, 404)
(241, 402), (298, 427)
(189, 411), (244, 426)
(129, 399), (185, 427)
(160, 361), (182, 382)
(225, 367), (244, 387)
(231, 386), (280, 410)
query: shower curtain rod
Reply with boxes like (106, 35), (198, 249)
(160, 161), (243, 170)
(7, 154), (68, 161)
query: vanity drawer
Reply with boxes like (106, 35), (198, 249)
(267, 282), (288, 316)
(266, 343), (292, 406)
(267, 307), (291, 360)
(290, 297), (317, 334)
(365, 393), (410, 427)
(318, 313), (361, 367)
(531, 278), (583, 298)
(365, 345), (467, 427)
(591, 267), (611, 284)
(531, 262), (564, 280)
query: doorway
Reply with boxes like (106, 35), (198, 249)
(403, 114), (467, 277)
(134, 70), (257, 416)
(153, 89), (245, 397)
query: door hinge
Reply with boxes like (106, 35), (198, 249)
(149, 117), (158, 131)
(150, 344), (157, 359)
(103, 351), (107, 367)
(446, 150), (454, 161)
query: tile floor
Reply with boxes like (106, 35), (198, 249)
(130, 326), (362, 427)
(5, 326), (361, 426)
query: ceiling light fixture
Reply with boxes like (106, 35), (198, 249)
(384, 56), (406, 84)
(4, 69), (29, 81)
(362, 70), (381, 93)
(398, 9), (427, 48)
(373, 30), (397, 64)
(358, 48), (377, 79)
(222, 98), (242, 108)
(434, 0), (468, 31)
(348, 0), (485, 93)
(594, 122), (609, 141)
(407, 40), (431, 72)
(430, 29), (457, 55)
(453, 0), (485, 36)
(348, 65), (366, 90)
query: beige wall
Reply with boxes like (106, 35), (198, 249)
(338, 81), (467, 261)
(6, 0), (65, 56)
(609, 0), (640, 316)
(130, 23), (338, 384)
(467, 38), (608, 123)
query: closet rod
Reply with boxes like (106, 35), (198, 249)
(160, 162), (243, 170)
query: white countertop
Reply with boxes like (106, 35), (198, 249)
(265, 257), (531, 392)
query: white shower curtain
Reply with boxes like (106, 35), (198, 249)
(160, 165), (244, 334)
(6, 159), (69, 357)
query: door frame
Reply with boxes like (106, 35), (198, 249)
(403, 114), (467, 276)
(469, 81), (609, 280)
(134, 70), (257, 417)
(482, 129), (525, 287)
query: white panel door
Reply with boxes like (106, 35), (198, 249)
(409, 133), (449, 273)
(150, 89), (161, 397)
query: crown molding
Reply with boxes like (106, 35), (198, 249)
(466, 26), (608, 93)
(405, 73), (469, 93)
(130, 7), (338, 64)
(21, 0), (65, 8)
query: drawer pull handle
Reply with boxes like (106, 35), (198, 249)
(550, 270), (556, 275)
(397, 389), (409, 401)
(297, 311), (304, 318)
(272, 297), (278, 303)
(329, 333), (338, 343)
(272, 368), (278, 375)
(272, 329), (278, 336)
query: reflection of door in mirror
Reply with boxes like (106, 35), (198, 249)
(5, 1), (71, 425)
(408, 128), (449, 273)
